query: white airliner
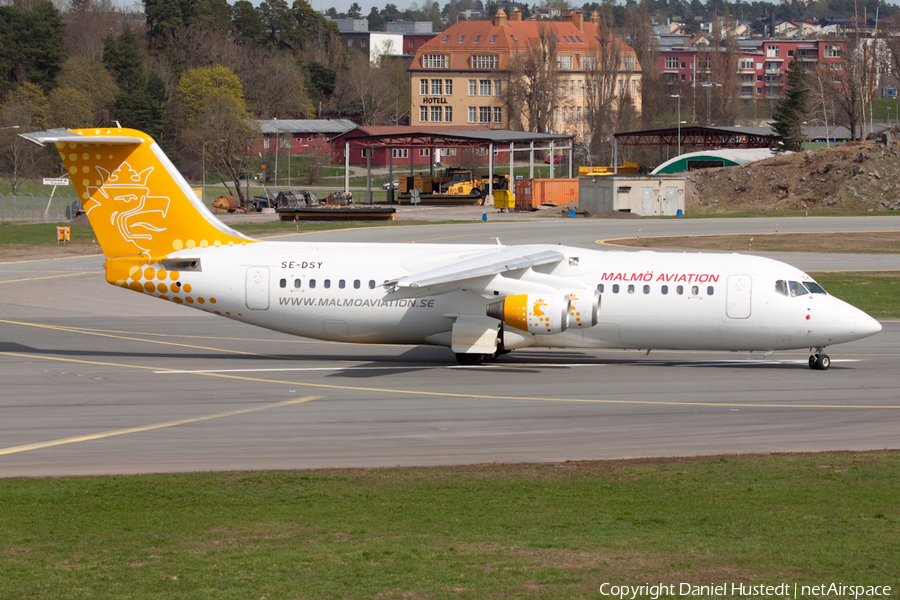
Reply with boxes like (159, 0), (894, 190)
(25, 127), (881, 370)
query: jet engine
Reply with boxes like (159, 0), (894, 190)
(565, 288), (601, 328)
(486, 294), (571, 334)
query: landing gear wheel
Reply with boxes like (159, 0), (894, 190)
(809, 354), (831, 370)
(456, 353), (485, 365)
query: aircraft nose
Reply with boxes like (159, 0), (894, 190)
(856, 311), (882, 338)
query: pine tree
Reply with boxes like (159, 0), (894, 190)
(771, 57), (808, 152)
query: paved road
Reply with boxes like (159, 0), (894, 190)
(1, 217), (898, 477)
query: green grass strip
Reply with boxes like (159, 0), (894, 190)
(1, 453), (897, 599)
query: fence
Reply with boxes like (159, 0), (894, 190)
(0, 194), (83, 222)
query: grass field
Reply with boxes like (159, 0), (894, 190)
(0, 452), (897, 599)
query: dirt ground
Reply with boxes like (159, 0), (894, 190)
(688, 129), (900, 214)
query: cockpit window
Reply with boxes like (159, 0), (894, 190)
(804, 281), (827, 294)
(788, 281), (808, 297)
(775, 280), (789, 296)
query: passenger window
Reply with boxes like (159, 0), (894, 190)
(789, 281), (808, 297)
(294, 279), (302, 288)
(692, 285), (699, 296)
(805, 281), (827, 294)
(369, 280), (376, 289)
(279, 278), (286, 288)
(612, 284), (620, 294)
(309, 279), (316, 288)
(627, 284), (635, 294)
(707, 286), (714, 296)
(354, 280), (361, 289)
(661, 285), (668, 295)
(676, 285), (684, 295)
(339, 279), (346, 289)
(597, 284), (604, 293)
(643, 285), (650, 294)
(775, 280), (789, 296)
(324, 279), (331, 289)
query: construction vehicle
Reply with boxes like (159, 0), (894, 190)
(578, 161), (640, 176)
(396, 167), (486, 205)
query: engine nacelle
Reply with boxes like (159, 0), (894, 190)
(486, 294), (570, 335)
(564, 288), (601, 329)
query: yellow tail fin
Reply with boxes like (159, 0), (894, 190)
(25, 127), (253, 258)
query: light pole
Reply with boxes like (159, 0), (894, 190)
(667, 121), (686, 160)
(700, 82), (722, 126)
(670, 94), (681, 156)
(888, 105), (892, 126)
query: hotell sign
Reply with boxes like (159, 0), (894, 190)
(422, 97), (448, 104)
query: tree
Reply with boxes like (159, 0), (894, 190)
(177, 65), (246, 124)
(0, 84), (50, 198)
(502, 25), (562, 133)
(582, 12), (623, 164)
(771, 57), (808, 151)
(231, 0), (264, 46)
(330, 53), (396, 125)
(0, 1), (64, 100)
(238, 49), (314, 119)
(55, 57), (119, 126)
(63, 0), (126, 62)
(347, 2), (362, 17)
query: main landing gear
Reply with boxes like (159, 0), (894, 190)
(809, 349), (831, 371)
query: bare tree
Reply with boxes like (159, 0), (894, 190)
(833, 34), (866, 139)
(184, 96), (261, 207)
(582, 14), (622, 165)
(330, 53), (394, 125)
(238, 48), (314, 119)
(503, 25), (561, 134)
(806, 62), (838, 146)
(61, 0), (128, 62)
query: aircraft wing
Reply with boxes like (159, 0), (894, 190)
(385, 247), (565, 297)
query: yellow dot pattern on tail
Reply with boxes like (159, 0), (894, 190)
(54, 128), (253, 259)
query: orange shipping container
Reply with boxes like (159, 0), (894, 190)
(513, 179), (578, 210)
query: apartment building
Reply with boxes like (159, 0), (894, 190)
(658, 38), (845, 100)
(409, 9), (641, 140)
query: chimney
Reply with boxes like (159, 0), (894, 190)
(572, 10), (584, 32)
(509, 9), (522, 22)
(590, 10), (601, 26)
(493, 9), (508, 27)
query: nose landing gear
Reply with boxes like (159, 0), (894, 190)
(809, 349), (831, 370)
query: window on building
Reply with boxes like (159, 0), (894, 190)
(490, 35), (497, 43)
(468, 106), (476, 123)
(445, 106), (453, 122)
(442, 34), (449, 42)
(622, 56), (636, 70)
(420, 79), (428, 95)
(420, 106), (428, 122)
(474, 55), (498, 69)
(577, 106), (582, 122)
(825, 45), (841, 58)
(468, 79), (477, 95)
(553, 107), (558, 123)
(479, 79), (491, 95)
(424, 54), (447, 68)
(431, 79), (442, 95)
(458, 35), (466, 42)
(557, 55), (573, 69)
(568, 80), (574, 96)
(347, 40), (352, 47)
(479, 106), (491, 123)
(474, 35), (482, 43)
(445, 79), (453, 94)
(787, 49), (794, 57)
(767, 45), (779, 57)
(263, 138), (269, 149)
(419, 148), (431, 157)
(391, 148), (409, 158)
(582, 55), (595, 69)
(739, 58), (753, 70)
(361, 40), (366, 47)
(665, 56), (678, 69)
(493, 80), (501, 95)
(632, 79), (637, 96)
(577, 80), (583, 96)
(430, 106), (442, 122)
(493, 106), (501, 123)
(361, 149), (372, 158)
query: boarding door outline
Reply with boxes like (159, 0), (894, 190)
(726, 274), (752, 319)
(245, 266), (270, 310)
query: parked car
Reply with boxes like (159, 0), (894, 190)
(544, 155), (564, 164)
(382, 179), (399, 190)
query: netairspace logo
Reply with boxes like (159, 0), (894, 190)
(598, 582), (892, 599)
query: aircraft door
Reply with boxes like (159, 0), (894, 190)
(641, 187), (654, 216)
(726, 274), (752, 319)
(664, 187), (678, 216)
(245, 267), (270, 310)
